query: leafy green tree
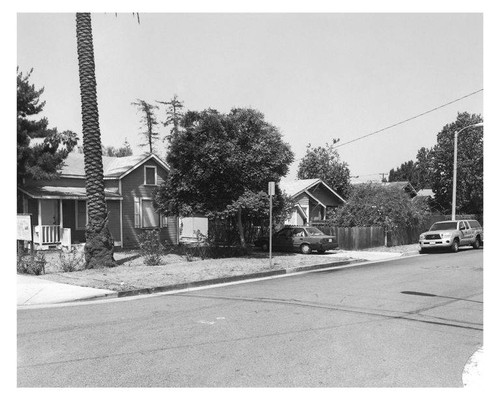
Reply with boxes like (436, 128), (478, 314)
(332, 183), (426, 231)
(103, 138), (133, 157)
(389, 160), (415, 185)
(75, 13), (115, 268)
(131, 99), (160, 153)
(17, 68), (78, 183)
(388, 148), (433, 191)
(155, 108), (294, 246)
(414, 147), (433, 190)
(297, 139), (352, 199)
(431, 112), (483, 214)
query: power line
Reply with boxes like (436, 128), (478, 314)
(333, 89), (483, 149)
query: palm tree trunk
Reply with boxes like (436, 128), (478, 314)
(76, 13), (115, 268)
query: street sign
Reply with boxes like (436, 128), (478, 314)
(268, 181), (275, 196)
(17, 214), (32, 241)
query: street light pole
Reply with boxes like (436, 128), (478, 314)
(268, 182), (275, 268)
(451, 122), (483, 220)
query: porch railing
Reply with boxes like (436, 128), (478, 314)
(34, 225), (61, 245)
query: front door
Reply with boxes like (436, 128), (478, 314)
(40, 199), (59, 225)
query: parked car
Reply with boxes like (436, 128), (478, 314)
(419, 219), (483, 253)
(254, 226), (338, 254)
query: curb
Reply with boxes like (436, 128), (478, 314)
(116, 259), (361, 298)
(25, 253), (413, 307)
(401, 250), (420, 257)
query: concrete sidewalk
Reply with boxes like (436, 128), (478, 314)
(17, 250), (413, 307)
(17, 274), (116, 306)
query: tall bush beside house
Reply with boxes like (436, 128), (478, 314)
(331, 183), (427, 235)
(155, 108), (294, 247)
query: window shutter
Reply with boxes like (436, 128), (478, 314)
(134, 197), (141, 228)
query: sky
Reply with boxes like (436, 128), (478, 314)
(17, 12), (483, 183)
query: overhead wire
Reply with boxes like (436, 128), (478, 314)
(333, 89), (483, 149)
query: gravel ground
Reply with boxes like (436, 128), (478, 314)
(28, 244), (418, 292)
(36, 248), (354, 292)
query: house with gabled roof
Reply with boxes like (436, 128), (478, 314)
(279, 178), (345, 225)
(17, 152), (178, 249)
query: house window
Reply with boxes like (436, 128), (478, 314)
(142, 199), (159, 228)
(134, 197), (166, 228)
(75, 200), (87, 230)
(144, 166), (157, 185)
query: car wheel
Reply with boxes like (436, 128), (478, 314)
(317, 249), (326, 254)
(472, 236), (481, 249)
(419, 248), (427, 254)
(450, 239), (459, 253)
(301, 244), (312, 254)
(261, 242), (269, 252)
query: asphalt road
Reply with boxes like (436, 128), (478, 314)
(17, 249), (483, 387)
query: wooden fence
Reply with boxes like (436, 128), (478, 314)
(315, 214), (483, 249)
(314, 225), (385, 250)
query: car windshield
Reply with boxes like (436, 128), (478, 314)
(304, 227), (325, 236)
(429, 222), (458, 231)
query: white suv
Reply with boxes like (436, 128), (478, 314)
(419, 219), (483, 253)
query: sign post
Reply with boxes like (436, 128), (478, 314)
(268, 182), (275, 268)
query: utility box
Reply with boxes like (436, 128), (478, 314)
(61, 228), (72, 249)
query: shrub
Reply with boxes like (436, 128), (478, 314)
(179, 230), (251, 261)
(138, 229), (164, 266)
(331, 182), (426, 231)
(58, 249), (85, 272)
(17, 252), (46, 275)
(17, 251), (27, 273)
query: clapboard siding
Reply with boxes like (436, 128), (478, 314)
(120, 158), (176, 248)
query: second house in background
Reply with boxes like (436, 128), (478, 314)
(280, 179), (345, 225)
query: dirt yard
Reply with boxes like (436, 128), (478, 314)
(35, 248), (356, 292)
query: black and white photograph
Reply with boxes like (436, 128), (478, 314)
(11, 1), (497, 393)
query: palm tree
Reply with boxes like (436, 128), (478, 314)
(76, 13), (115, 268)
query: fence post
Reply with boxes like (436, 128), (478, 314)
(385, 230), (392, 247)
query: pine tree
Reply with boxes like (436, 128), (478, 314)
(17, 67), (78, 183)
(132, 99), (160, 153)
(157, 94), (184, 137)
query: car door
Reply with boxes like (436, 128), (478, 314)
(274, 228), (292, 250)
(292, 228), (307, 250)
(458, 221), (470, 244)
(463, 221), (474, 244)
